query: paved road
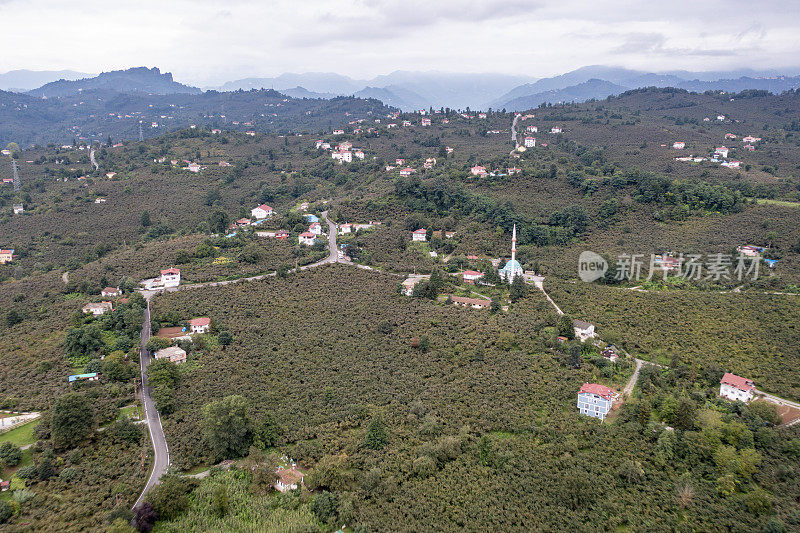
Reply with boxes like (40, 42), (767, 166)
(133, 297), (170, 510)
(89, 148), (99, 171)
(532, 276), (564, 316)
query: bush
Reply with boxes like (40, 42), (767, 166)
(147, 475), (195, 521)
(0, 500), (11, 524)
(16, 465), (37, 479)
(0, 441), (22, 467)
(311, 491), (338, 523)
(59, 466), (79, 482)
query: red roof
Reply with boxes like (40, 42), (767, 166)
(720, 372), (755, 392)
(161, 268), (180, 275)
(189, 317), (211, 327)
(256, 204), (272, 211)
(579, 383), (615, 400)
(413, 229), (427, 234)
(299, 232), (315, 238)
(463, 270), (483, 277)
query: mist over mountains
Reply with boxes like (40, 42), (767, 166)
(7, 65), (800, 113)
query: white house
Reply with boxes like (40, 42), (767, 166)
(526, 126), (538, 133)
(309, 222), (323, 235)
(13, 204), (23, 214)
(715, 146), (729, 158)
(251, 204), (273, 219)
(719, 373), (755, 403)
(0, 249), (14, 264)
(720, 161), (741, 168)
(274, 466), (304, 493)
(339, 223), (352, 234)
(354, 150), (365, 160)
(82, 301), (114, 316)
(332, 129), (344, 135)
(470, 165), (487, 177)
(462, 270), (484, 284)
(672, 142), (685, 149)
(742, 136), (761, 143)
(550, 127), (562, 134)
(573, 319), (596, 342)
(717, 115), (726, 121)
(189, 317), (211, 334)
(154, 346), (187, 364)
(101, 287), (121, 297)
(299, 232), (316, 246)
(399, 167), (416, 176)
(524, 136), (536, 148)
(421, 118), (432, 126)
(412, 229), (427, 242)
(161, 268), (181, 288)
(577, 383), (617, 421)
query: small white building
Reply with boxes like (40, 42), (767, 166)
(719, 373), (755, 403)
(82, 301), (114, 316)
(715, 146), (729, 158)
(154, 346), (187, 364)
(526, 126), (538, 133)
(470, 165), (487, 177)
(550, 127), (562, 134)
(524, 136), (536, 148)
(672, 142), (685, 149)
(251, 204), (273, 219)
(573, 319), (596, 342)
(299, 232), (316, 246)
(412, 229), (427, 242)
(189, 317), (211, 334)
(0, 249), (13, 264)
(399, 167), (416, 177)
(462, 270), (484, 284)
(161, 268), (181, 288)
(101, 287), (121, 297)
(309, 222), (323, 235)
(577, 383), (617, 421)
(274, 466), (304, 493)
(339, 223), (352, 234)
(13, 204), (24, 214)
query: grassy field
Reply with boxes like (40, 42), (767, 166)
(119, 404), (143, 421)
(755, 198), (800, 208)
(0, 419), (39, 447)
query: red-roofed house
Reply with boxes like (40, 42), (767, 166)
(161, 268), (181, 288)
(462, 270), (484, 284)
(412, 229), (427, 242)
(189, 317), (211, 334)
(251, 204), (273, 219)
(399, 167), (416, 176)
(299, 232), (316, 246)
(101, 287), (121, 297)
(274, 465), (305, 493)
(470, 165), (487, 177)
(719, 373), (755, 403)
(577, 383), (618, 421)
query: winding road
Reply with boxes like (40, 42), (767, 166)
(133, 212), (340, 508)
(133, 297), (170, 510)
(89, 147), (99, 171)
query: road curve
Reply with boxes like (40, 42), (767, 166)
(133, 298), (170, 509)
(89, 148), (99, 171)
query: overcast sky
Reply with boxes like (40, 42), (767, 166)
(1, 0), (798, 86)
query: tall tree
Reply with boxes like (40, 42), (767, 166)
(202, 395), (254, 459)
(51, 393), (95, 449)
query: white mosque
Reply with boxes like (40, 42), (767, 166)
(498, 224), (524, 282)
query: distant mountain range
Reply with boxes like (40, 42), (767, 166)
(5, 65), (800, 115)
(490, 66), (800, 110)
(28, 67), (201, 98)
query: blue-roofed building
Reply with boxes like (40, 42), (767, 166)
(498, 224), (524, 282)
(68, 373), (99, 383)
(304, 214), (319, 223)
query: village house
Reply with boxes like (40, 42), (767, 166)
(462, 270), (484, 284)
(94, 197), (106, 204)
(725, 133), (737, 140)
(332, 129), (344, 135)
(573, 319), (596, 342)
(524, 136), (536, 148)
(470, 165), (487, 177)
(550, 127), (562, 133)
(184, 163), (202, 173)
(339, 223), (352, 234)
(189, 317), (211, 334)
(577, 383), (618, 421)
(672, 142), (685, 149)
(154, 346), (187, 364)
(412, 229), (427, 242)
(719, 372), (755, 403)
(402, 120), (412, 126)
(332, 150), (353, 163)
(13, 204), (24, 214)
(742, 135), (761, 143)
(526, 125), (538, 133)
(720, 161), (741, 168)
(211, 128), (222, 134)
(101, 287), (121, 297)
(743, 144), (755, 151)
(275, 229), (290, 240)
(236, 218), (251, 227)
(161, 268), (181, 288)
(601, 347), (619, 362)
(737, 245), (764, 257)
(395, 158), (405, 165)
(219, 161), (232, 167)
(68, 373), (99, 383)
(715, 146), (729, 158)
(0, 480), (10, 491)
(399, 167), (416, 176)
(274, 465), (304, 493)
(717, 115), (725, 121)
(0, 249), (14, 264)
(82, 301), (114, 316)
(309, 222), (323, 235)
(450, 295), (491, 309)
(251, 204), (273, 219)
(299, 232), (316, 246)
(354, 150), (365, 160)
(421, 118), (432, 126)
(106, 172), (117, 179)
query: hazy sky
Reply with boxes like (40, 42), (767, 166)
(1, 0), (798, 85)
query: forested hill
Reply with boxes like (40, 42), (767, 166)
(28, 67), (201, 98)
(0, 89), (394, 147)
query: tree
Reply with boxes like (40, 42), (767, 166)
(147, 358), (179, 388)
(147, 475), (194, 521)
(311, 491), (338, 523)
(145, 336), (171, 353)
(509, 275), (527, 302)
(674, 397), (697, 431)
(202, 395), (254, 459)
(133, 502), (157, 532)
(0, 500), (11, 525)
(65, 324), (104, 358)
(365, 415), (388, 450)
(207, 209), (230, 234)
(558, 315), (575, 340)
(254, 412), (281, 449)
(568, 345), (581, 368)
(0, 441), (22, 467)
(140, 211), (151, 227)
(217, 330), (233, 346)
(418, 335), (430, 352)
(51, 393), (95, 449)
